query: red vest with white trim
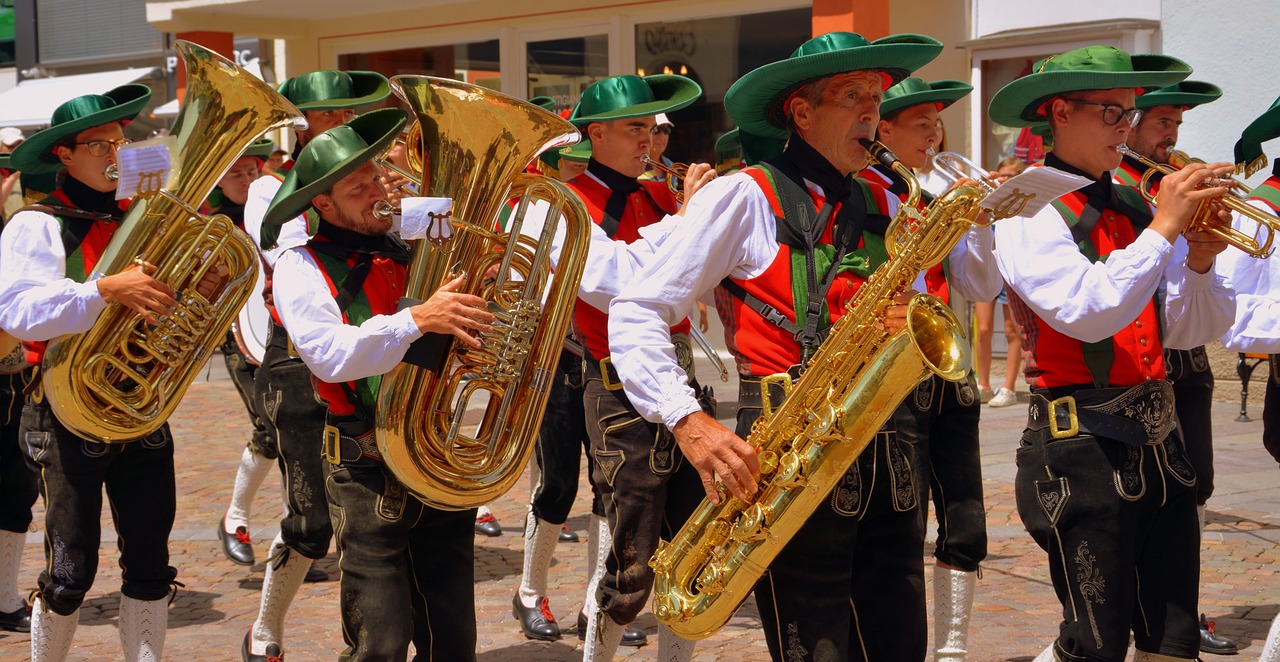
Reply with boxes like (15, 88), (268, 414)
(1006, 190), (1165, 388)
(566, 173), (688, 360)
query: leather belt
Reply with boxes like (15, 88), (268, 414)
(739, 375), (790, 411)
(266, 322), (300, 358)
(1026, 380), (1175, 446)
(584, 333), (694, 392)
(323, 413), (381, 465)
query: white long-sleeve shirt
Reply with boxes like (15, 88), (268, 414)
(1218, 198), (1280, 352)
(245, 174), (309, 267)
(272, 245), (422, 383)
(0, 209), (108, 341)
(992, 172), (1233, 351)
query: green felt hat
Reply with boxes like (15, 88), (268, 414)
(241, 138), (275, 160)
(880, 78), (972, 119)
(567, 75), (701, 127)
(537, 139), (591, 172)
(10, 84), (152, 175)
(714, 129), (740, 161)
(1135, 80), (1221, 110)
(988, 45), (1191, 128)
(529, 95), (556, 111)
(725, 32), (944, 141)
(260, 108), (408, 249)
(1234, 95), (1280, 175)
(277, 70), (390, 111)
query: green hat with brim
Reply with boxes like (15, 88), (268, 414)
(740, 128), (787, 165)
(260, 108), (408, 249)
(880, 78), (972, 119)
(241, 138), (275, 161)
(1234, 95), (1280, 175)
(0, 153), (58, 200)
(10, 83), (152, 175)
(568, 75), (701, 127)
(277, 70), (390, 111)
(725, 32), (944, 141)
(1136, 80), (1221, 110)
(988, 45), (1191, 128)
(537, 139), (592, 172)
(530, 96), (556, 111)
(714, 129), (740, 161)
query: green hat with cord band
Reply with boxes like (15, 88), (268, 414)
(1234, 95), (1280, 176)
(567, 75), (701, 127)
(880, 78), (972, 119)
(1135, 80), (1221, 110)
(277, 70), (390, 111)
(10, 84), (153, 175)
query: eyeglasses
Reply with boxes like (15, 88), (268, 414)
(74, 138), (131, 157)
(1061, 98), (1143, 128)
(652, 126), (672, 136)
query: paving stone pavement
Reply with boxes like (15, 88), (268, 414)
(1, 348), (1278, 661)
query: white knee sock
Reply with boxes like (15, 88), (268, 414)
(518, 509), (561, 608)
(1031, 644), (1056, 662)
(656, 623), (695, 662)
(250, 535), (312, 655)
(1260, 611), (1280, 662)
(30, 597), (78, 662)
(583, 609), (624, 662)
(226, 448), (274, 532)
(119, 595), (167, 662)
(583, 514), (610, 617)
(933, 566), (977, 660)
(0, 529), (26, 613)
(1197, 504), (1206, 537)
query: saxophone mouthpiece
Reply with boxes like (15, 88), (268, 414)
(860, 139), (900, 170)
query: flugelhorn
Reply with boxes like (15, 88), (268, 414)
(932, 151), (997, 194)
(1118, 145), (1278, 258)
(643, 155), (688, 204)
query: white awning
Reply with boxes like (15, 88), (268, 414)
(0, 67), (160, 130)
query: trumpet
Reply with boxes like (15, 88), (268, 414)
(1118, 145), (1279, 258)
(643, 155), (688, 204)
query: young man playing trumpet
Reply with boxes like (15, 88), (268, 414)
(988, 46), (1235, 661)
(264, 108), (494, 661)
(0, 84), (182, 662)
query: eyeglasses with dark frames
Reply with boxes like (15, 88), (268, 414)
(1061, 98), (1143, 128)
(73, 138), (131, 157)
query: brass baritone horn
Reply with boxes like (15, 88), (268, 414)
(39, 41), (304, 442)
(1118, 145), (1278, 258)
(375, 76), (590, 510)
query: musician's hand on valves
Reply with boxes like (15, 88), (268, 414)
(1149, 161), (1233, 245)
(877, 290), (917, 335)
(672, 410), (759, 504)
(194, 260), (230, 300)
(410, 273), (495, 348)
(678, 163), (717, 214)
(98, 260), (178, 325)
(1183, 228), (1229, 274)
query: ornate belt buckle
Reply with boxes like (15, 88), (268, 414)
(599, 357), (623, 392)
(323, 425), (342, 465)
(1048, 396), (1079, 439)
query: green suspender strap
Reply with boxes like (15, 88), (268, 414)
(309, 248), (380, 419)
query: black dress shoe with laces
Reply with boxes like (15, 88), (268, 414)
(558, 524), (579, 543)
(513, 593), (560, 641)
(1199, 614), (1239, 655)
(0, 604), (30, 632)
(218, 516), (255, 566)
(241, 631), (284, 661)
(474, 512), (503, 537)
(576, 610), (648, 647)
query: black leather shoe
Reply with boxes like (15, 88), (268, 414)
(0, 604), (30, 632)
(218, 516), (255, 566)
(558, 524), (579, 543)
(475, 512), (503, 537)
(1200, 614), (1239, 655)
(242, 631), (284, 661)
(576, 611), (648, 647)
(513, 593), (560, 641)
(304, 566), (328, 583)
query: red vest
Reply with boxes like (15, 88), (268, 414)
(720, 168), (892, 376)
(24, 190), (120, 365)
(1113, 157), (1160, 198)
(305, 244), (407, 416)
(566, 173), (688, 360)
(1008, 191), (1165, 388)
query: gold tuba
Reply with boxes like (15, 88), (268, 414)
(649, 140), (985, 639)
(375, 76), (590, 510)
(40, 41), (305, 442)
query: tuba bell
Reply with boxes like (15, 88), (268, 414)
(39, 41), (305, 442)
(375, 76), (591, 510)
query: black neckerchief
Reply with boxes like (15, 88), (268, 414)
(1272, 158), (1280, 179)
(781, 135), (852, 203)
(62, 175), (124, 220)
(1046, 152), (1151, 235)
(587, 158), (646, 239)
(309, 219), (410, 265)
(217, 198), (246, 230)
(291, 140), (304, 163)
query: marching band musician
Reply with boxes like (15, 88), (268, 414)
(1112, 79), (1239, 656)
(861, 76), (1002, 661)
(0, 84), (188, 662)
(1218, 96), (1280, 660)
(608, 32), (948, 661)
(263, 108), (493, 661)
(239, 69), (390, 662)
(557, 73), (718, 662)
(986, 45), (1235, 661)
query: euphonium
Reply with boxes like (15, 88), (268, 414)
(1118, 145), (1278, 258)
(649, 140), (983, 639)
(40, 41), (304, 442)
(375, 76), (590, 510)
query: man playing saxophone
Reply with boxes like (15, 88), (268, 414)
(263, 108), (494, 661)
(0, 84), (185, 662)
(987, 46), (1234, 661)
(608, 32), (957, 661)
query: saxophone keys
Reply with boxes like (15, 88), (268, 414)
(730, 503), (769, 544)
(696, 561), (727, 595)
(773, 451), (807, 490)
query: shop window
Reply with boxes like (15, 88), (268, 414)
(526, 35), (609, 114)
(338, 40), (501, 93)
